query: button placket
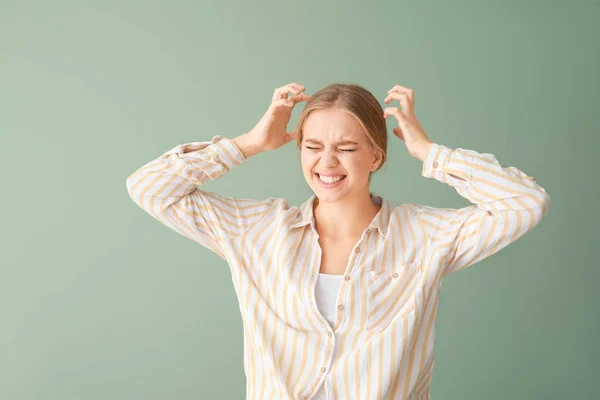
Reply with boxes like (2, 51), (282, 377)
(332, 242), (363, 329)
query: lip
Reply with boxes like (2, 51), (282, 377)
(315, 172), (346, 188)
(316, 172), (346, 177)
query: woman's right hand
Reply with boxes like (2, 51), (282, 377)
(247, 82), (310, 152)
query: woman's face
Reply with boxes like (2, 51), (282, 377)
(300, 108), (381, 203)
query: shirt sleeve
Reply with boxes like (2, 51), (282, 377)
(415, 143), (551, 277)
(126, 135), (280, 260)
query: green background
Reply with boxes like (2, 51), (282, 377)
(1, 1), (597, 399)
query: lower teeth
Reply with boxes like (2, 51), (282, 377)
(319, 175), (343, 184)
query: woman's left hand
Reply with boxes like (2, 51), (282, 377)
(383, 84), (434, 161)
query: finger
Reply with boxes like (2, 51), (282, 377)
(272, 83), (306, 102)
(289, 82), (305, 92)
(383, 92), (412, 116)
(387, 85), (414, 103)
(285, 82), (305, 92)
(393, 127), (405, 140)
(282, 83), (305, 97)
(289, 93), (311, 104)
(383, 107), (407, 125)
(286, 130), (298, 142)
(272, 86), (296, 102)
(271, 98), (295, 109)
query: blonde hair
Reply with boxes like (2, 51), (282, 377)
(295, 83), (388, 194)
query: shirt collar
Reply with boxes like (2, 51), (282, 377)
(289, 194), (391, 239)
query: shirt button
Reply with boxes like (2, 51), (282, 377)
(328, 332), (332, 337)
(344, 275), (350, 280)
(355, 248), (361, 254)
(338, 305), (344, 310)
(392, 273), (398, 278)
(433, 161), (439, 168)
(321, 367), (326, 373)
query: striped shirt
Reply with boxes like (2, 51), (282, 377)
(126, 135), (551, 399)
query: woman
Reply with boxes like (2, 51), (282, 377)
(126, 82), (550, 399)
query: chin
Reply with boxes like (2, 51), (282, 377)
(311, 187), (350, 203)
(314, 192), (339, 203)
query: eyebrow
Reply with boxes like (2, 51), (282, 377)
(304, 139), (359, 146)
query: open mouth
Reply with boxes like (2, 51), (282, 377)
(315, 173), (347, 186)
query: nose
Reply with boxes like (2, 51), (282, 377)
(321, 150), (339, 168)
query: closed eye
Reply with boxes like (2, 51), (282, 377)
(305, 146), (356, 152)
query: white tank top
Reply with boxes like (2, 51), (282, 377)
(312, 273), (345, 400)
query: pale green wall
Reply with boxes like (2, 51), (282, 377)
(1, 1), (598, 399)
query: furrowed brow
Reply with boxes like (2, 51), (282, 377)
(305, 139), (359, 146)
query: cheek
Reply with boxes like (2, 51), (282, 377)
(345, 154), (372, 176)
(300, 152), (315, 167)
(343, 153), (363, 167)
(300, 153), (314, 176)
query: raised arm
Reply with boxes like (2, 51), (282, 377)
(126, 82), (310, 260)
(416, 143), (550, 276)
(126, 135), (274, 259)
(382, 83), (551, 277)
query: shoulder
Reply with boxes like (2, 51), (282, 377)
(389, 202), (430, 219)
(388, 202), (442, 233)
(259, 196), (302, 222)
(245, 196), (310, 236)
(229, 195), (306, 218)
(400, 202), (457, 218)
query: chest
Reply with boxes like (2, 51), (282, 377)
(318, 237), (361, 275)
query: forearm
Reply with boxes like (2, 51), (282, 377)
(126, 135), (245, 213)
(414, 141), (434, 162)
(422, 142), (550, 217)
(233, 132), (263, 159)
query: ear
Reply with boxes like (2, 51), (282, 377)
(371, 149), (383, 171)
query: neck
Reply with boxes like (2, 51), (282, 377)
(313, 192), (381, 239)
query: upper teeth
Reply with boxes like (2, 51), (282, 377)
(319, 174), (344, 183)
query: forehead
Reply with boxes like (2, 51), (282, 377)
(303, 108), (366, 143)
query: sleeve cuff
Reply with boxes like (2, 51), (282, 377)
(210, 135), (247, 169)
(421, 142), (453, 183)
